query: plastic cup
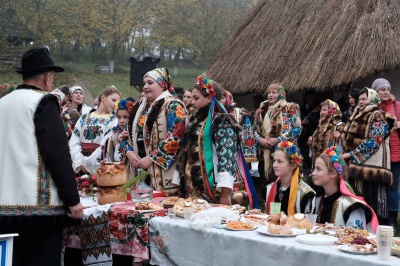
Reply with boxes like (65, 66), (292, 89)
(377, 225), (394, 261)
(184, 207), (194, 220)
(305, 214), (318, 227)
(269, 202), (281, 215)
(168, 208), (176, 219)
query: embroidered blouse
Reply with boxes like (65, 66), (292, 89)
(69, 112), (118, 173)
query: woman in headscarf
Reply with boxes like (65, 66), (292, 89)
(266, 141), (315, 215)
(62, 85), (92, 138)
(374, 78), (400, 233)
(253, 84), (302, 184)
(308, 99), (343, 167)
(340, 87), (395, 222)
(175, 74), (259, 208)
(127, 68), (187, 196)
(312, 146), (378, 233)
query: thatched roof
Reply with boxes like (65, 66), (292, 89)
(208, 0), (400, 93)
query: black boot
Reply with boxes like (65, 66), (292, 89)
(389, 211), (398, 235)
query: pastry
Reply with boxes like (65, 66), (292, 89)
(96, 162), (127, 186)
(97, 185), (126, 205)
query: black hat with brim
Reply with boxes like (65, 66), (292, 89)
(15, 47), (64, 75)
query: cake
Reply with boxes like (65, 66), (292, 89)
(96, 162), (127, 186)
(97, 185), (127, 205)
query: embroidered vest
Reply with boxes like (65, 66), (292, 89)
(315, 195), (372, 230)
(266, 179), (315, 214)
(143, 97), (182, 196)
(0, 89), (66, 216)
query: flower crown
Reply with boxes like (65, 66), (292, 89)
(195, 73), (216, 97)
(275, 141), (302, 166)
(323, 146), (344, 174)
(115, 99), (135, 112)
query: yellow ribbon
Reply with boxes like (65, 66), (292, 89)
(288, 167), (299, 216)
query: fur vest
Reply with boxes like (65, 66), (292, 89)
(178, 107), (245, 203)
(311, 117), (343, 166)
(255, 100), (301, 180)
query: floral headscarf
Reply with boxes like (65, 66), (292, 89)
(223, 89), (234, 106)
(144, 67), (175, 95)
(364, 88), (381, 107)
(321, 99), (342, 119)
(69, 85), (84, 96)
(51, 88), (65, 103)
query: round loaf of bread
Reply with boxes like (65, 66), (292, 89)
(97, 185), (126, 205)
(96, 163), (127, 186)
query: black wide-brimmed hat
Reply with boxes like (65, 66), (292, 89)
(15, 47), (64, 75)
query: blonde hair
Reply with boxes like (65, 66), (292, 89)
(98, 85), (122, 105)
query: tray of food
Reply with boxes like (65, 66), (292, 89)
(225, 221), (257, 231)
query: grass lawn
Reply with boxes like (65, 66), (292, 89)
(0, 62), (205, 104)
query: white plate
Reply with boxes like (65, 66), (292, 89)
(257, 227), (306, 237)
(296, 234), (338, 245)
(392, 247), (400, 256)
(337, 244), (376, 255)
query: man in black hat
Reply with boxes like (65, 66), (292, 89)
(0, 48), (84, 266)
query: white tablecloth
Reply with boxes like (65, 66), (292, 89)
(149, 217), (400, 266)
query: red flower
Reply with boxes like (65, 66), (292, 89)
(173, 122), (186, 139)
(91, 174), (97, 181)
(245, 138), (255, 147)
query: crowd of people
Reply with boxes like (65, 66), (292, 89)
(1, 47), (400, 265)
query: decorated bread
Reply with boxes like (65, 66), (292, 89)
(97, 185), (126, 205)
(96, 162), (127, 186)
(285, 213), (312, 229)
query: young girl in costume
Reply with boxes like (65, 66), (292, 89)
(253, 84), (302, 183)
(312, 146), (378, 233)
(69, 85), (121, 174)
(176, 74), (259, 208)
(266, 141), (315, 215)
(103, 99), (135, 162)
(308, 99), (343, 167)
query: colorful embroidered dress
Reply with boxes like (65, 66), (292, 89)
(69, 112), (118, 173)
(129, 91), (187, 195)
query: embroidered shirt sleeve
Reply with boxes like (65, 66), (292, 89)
(350, 119), (388, 164)
(150, 102), (187, 170)
(278, 105), (302, 142)
(214, 120), (238, 177)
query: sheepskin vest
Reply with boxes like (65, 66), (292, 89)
(0, 89), (65, 216)
(143, 97), (181, 196)
(311, 117), (342, 166)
